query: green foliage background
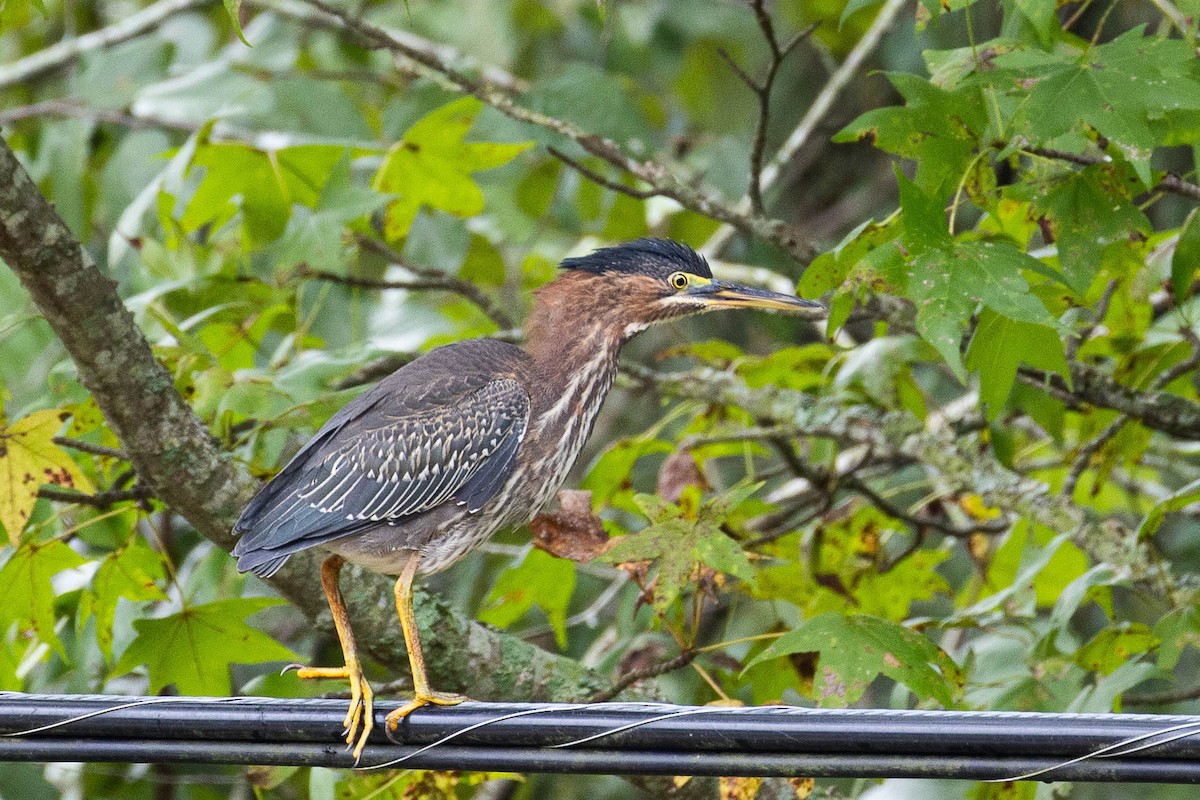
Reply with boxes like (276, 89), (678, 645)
(2, 0), (1200, 798)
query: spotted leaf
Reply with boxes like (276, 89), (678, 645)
(0, 409), (94, 545)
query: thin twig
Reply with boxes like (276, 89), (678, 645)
(288, 0), (816, 262)
(0, 0), (216, 90)
(253, 0), (527, 92)
(1161, 173), (1200, 203)
(717, 3), (816, 215)
(37, 485), (153, 509)
(590, 649), (697, 703)
(839, 472), (1008, 537)
(548, 147), (658, 200)
(703, 0), (907, 256)
(351, 237), (515, 329)
(1125, 682), (1200, 706)
(0, 100), (201, 134)
(1025, 149), (1200, 201)
(53, 436), (128, 460)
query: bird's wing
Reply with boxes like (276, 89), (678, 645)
(233, 377), (529, 575)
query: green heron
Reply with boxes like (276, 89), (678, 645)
(233, 238), (823, 758)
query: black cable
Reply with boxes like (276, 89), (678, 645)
(5, 694), (1200, 782)
(6, 738), (1200, 782)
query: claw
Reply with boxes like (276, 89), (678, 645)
(383, 690), (467, 743)
(292, 664), (376, 761)
(280, 663), (305, 675)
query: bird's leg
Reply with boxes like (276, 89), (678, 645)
(293, 554), (375, 761)
(384, 551), (466, 736)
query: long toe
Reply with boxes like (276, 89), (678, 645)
(383, 691), (469, 740)
(292, 664), (376, 760)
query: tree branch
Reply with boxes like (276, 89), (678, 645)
(702, 0), (908, 257)
(548, 147), (659, 200)
(37, 485), (153, 509)
(253, 0), (527, 93)
(0, 134), (723, 799)
(0, 0), (216, 90)
(0, 100), (202, 134)
(285, 0), (817, 263)
(631, 364), (1141, 578)
(1019, 361), (1200, 442)
(352, 237), (515, 329)
(1062, 327), (1200, 496)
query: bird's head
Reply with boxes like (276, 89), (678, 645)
(546, 238), (824, 341)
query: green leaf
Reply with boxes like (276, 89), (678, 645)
(837, 76), (988, 196)
(1173, 209), (1200, 301)
(372, 98), (532, 241)
(1035, 167), (1151, 295)
(897, 169), (951, 254)
(744, 613), (962, 707)
(603, 488), (756, 611)
(112, 598), (298, 695)
(272, 153), (385, 271)
(181, 143), (347, 246)
(478, 549), (575, 649)
(1154, 606), (1200, 671)
(965, 309), (1069, 419)
(0, 540), (85, 656)
(581, 438), (673, 505)
(1003, 29), (1200, 185)
(223, 0), (251, 46)
(1075, 623), (1157, 676)
(910, 241), (1055, 381)
(1137, 477), (1200, 539)
(80, 541), (168, 660)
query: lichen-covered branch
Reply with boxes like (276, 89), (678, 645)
(631, 364), (1143, 578)
(0, 133), (725, 798)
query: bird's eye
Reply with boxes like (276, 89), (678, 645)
(669, 272), (690, 291)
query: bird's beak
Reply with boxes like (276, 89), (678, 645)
(687, 281), (825, 317)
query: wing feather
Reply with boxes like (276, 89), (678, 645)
(233, 375), (530, 577)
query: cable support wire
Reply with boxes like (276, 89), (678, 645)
(4, 694), (1200, 782)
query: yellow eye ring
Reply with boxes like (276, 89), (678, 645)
(669, 272), (689, 291)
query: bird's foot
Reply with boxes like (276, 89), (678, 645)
(383, 690), (467, 741)
(291, 664), (376, 761)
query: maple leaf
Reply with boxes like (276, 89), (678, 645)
(0, 409), (93, 545)
(79, 540), (168, 659)
(0, 540), (85, 656)
(372, 97), (532, 241)
(112, 598), (298, 695)
(602, 486), (757, 611)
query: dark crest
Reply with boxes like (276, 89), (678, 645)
(559, 238), (712, 280)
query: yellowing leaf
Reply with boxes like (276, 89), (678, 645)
(0, 409), (93, 545)
(719, 776), (762, 800)
(958, 493), (1001, 521)
(372, 98), (532, 241)
(112, 598), (298, 695)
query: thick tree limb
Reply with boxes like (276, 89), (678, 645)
(0, 135), (727, 797)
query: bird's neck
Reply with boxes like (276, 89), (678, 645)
(523, 274), (625, 419)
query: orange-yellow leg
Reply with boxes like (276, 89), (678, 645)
(384, 551), (466, 735)
(293, 554), (375, 761)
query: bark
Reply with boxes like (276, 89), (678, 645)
(0, 135), (727, 797)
